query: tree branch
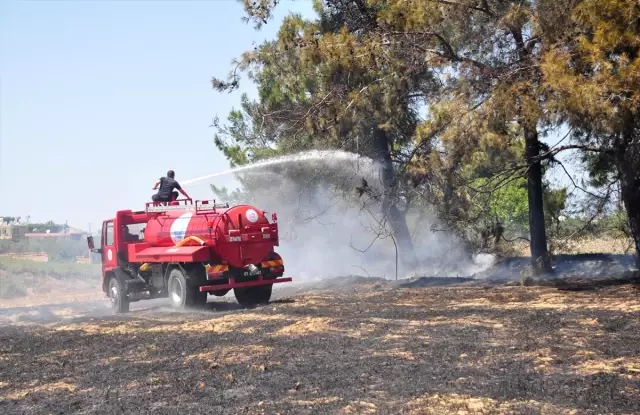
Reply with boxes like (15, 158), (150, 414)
(537, 144), (613, 160)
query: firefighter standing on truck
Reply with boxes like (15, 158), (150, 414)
(152, 170), (191, 202)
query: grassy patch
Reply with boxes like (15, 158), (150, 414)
(0, 258), (101, 300)
(0, 257), (100, 278)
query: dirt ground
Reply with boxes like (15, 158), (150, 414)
(1, 277), (639, 415)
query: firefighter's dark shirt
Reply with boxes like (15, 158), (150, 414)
(156, 176), (182, 200)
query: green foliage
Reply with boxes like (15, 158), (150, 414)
(28, 221), (69, 233)
(466, 174), (567, 238)
(544, 186), (568, 228)
(491, 178), (530, 231)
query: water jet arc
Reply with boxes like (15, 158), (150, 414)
(182, 150), (373, 185)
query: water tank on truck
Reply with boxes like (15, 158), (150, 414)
(143, 204), (278, 269)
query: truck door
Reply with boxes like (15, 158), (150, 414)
(102, 220), (118, 272)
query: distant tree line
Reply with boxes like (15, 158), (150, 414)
(0, 217), (70, 234)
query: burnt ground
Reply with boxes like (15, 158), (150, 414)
(1, 275), (639, 415)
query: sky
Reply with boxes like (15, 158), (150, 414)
(0, 0), (315, 231)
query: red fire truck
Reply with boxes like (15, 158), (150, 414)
(87, 199), (291, 313)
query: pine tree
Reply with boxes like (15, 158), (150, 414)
(541, 0), (640, 266)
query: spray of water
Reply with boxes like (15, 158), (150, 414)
(182, 150), (375, 185)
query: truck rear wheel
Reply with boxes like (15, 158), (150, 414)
(234, 284), (273, 307)
(109, 277), (130, 313)
(168, 268), (207, 310)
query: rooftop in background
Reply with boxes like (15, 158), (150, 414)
(25, 230), (87, 241)
(25, 231), (87, 237)
(0, 219), (89, 239)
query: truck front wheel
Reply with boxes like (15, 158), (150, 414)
(109, 277), (130, 313)
(168, 268), (207, 310)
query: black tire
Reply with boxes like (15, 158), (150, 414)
(167, 267), (207, 310)
(108, 277), (130, 313)
(234, 284), (273, 307)
(192, 290), (208, 308)
(184, 264), (208, 308)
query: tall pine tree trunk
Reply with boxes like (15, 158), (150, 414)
(618, 113), (640, 268)
(620, 168), (640, 268)
(523, 122), (552, 274)
(511, 25), (552, 275)
(373, 127), (416, 269)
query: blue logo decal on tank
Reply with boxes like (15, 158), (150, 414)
(170, 212), (193, 244)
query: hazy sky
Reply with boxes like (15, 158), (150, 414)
(1, 0), (315, 230)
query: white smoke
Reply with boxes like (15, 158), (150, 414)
(185, 150), (494, 281)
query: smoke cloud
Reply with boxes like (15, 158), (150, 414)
(201, 150), (494, 281)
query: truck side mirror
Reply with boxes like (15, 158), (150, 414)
(87, 236), (103, 254)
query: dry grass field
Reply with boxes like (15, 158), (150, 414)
(514, 236), (635, 257)
(1, 275), (639, 415)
